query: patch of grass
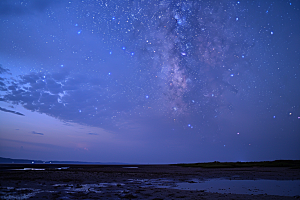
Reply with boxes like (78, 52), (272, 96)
(171, 160), (300, 168)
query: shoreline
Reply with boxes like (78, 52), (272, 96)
(1, 164), (299, 199)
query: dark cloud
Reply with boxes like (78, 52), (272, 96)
(0, 65), (10, 74)
(52, 71), (69, 81)
(32, 131), (44, 136)
(0, 0), (63, 16)
(0, 65), (11, 91)
(0, 107), (24, 116)
(87, 133), (98, 136)
(3, 71), (133, 131)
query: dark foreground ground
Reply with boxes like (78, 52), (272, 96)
(0, 164), (299, 199)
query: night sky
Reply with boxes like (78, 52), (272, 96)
(0, 0), (299, 164)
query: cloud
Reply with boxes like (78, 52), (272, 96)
(3, 70), (138, 131)
(32, 131), (44, 135)
(0, 0), (63, 16)
(0, 107), (25, 116)
(0, 65), (11, 91)
(0, 64), (11, 74)
(87, 133), (98, 136)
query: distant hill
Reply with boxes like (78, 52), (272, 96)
(0, 157), (42, 164)
(0, 157), (126, 165)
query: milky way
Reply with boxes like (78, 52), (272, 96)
(0, 1), (285, 131)
(1, 1), (257, 131)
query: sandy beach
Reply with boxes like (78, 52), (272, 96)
(1, 164), (299, 199)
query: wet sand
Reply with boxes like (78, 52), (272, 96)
(1, 164), (299, 199)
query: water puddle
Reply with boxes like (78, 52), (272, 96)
(175, 179), (300, 196)
(128, 178), (177, 188)
(0, 187), (41, 200)
(122, 167), (138, 169)
(9, 167), (69, 170)
(53, 183), (124, 193)
(55, 167), (69, 170)
(11, 168), (45, 170)
(2, 178), (299, 199)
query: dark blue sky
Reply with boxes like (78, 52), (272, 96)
(0, 0), (299, 163)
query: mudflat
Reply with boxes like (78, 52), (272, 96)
(1, 164), (299, 199)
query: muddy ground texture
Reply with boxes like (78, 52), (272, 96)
(0, 164), (299, 199)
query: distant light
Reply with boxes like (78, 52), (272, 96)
(145, 95), (149, 99)
(75, 23), (78, 26)
(108, 72), (111, 75)
(273, 116), (276, 118)
(191, 126), (193, 128)
(289, 112), (292, 116)
(237, 132), (240, 135)
(236, 17), (239, 21)
(109, 51), (112, 54)
(230, 74), (234, 77)
(131, 52), (134, 56)
(211, 94), (214, 97)
(77, 30), (82, 34)
(237, 1), (240, 4)
(181, 52), (186, 56)
(242, 55), (245, 58)
(61, 64), (64, 67)
(188, 124), (191, 127)
(290, 3), (292, 5)
(224, 145), (226, 147)
(271, 31), (274, 35)
(298, 116), (300, 119)
(122, 47), (125, 50)
(112, 17), (115, 20)
(79, 109), (82, 113)
(191, 100), (195, 103)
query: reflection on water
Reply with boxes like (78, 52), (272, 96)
(0, 187), (41, 200)
(1, 178), (299, 199)
(122, 167), (138, 169)
(11, 168), (45, 170)
(52, 183), (123, 193)
(0, 183), (126, 199)
(10, 167), (69, 170)
(175, 179), (300, 196)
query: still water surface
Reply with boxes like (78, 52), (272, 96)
(175, 179), (300, 196)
